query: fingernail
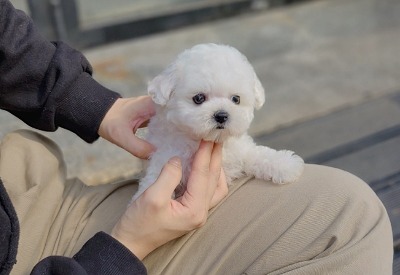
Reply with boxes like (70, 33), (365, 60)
(168, 156), (181, 168)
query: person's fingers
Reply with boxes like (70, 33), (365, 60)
(135, 96), (156, 114)
(206, 142), (223, 200)
(99, 96), (156, 159)
(183, 141), (214, 203)
(120, 134), (155, 159)
(145, 157), (183, 201)
(209, 168), (228, 208)
(191, 141), (214, 171)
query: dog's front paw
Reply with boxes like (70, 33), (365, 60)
(269, 150), (304, 184)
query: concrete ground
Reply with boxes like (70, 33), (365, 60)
(1, 0), (399, 185)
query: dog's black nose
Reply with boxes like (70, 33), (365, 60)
(214, 110), (229, 124)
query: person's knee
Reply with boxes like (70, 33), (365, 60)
(300, 164), (392, 250)
(303, 164), (391, 222)
(4, 129), (61, 152)
(295, 165), (394, 272)
(301, 164), (383, 208)
(0, 130), (66, 195)
(1, 129), (64, 164)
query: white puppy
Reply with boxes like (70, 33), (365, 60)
(133, 43), (304, 200)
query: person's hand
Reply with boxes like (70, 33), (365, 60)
(110, 141), (228, 260)
(98, 96), (156, 159)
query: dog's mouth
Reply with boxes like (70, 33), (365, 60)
(216, 125), (225, 130)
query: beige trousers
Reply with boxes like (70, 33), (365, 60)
(0, 130), (393, 275)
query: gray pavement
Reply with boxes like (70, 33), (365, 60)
(1, 0), (400, 185)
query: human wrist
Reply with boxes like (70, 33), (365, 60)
(110, 224), (153, 261)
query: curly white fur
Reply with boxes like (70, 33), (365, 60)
(133, 43), (304, 200)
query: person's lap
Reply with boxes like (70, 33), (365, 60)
(0, 130), (393, 275)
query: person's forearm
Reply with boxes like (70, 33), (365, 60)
(0, 0), (120, 142)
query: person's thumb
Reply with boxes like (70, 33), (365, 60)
(147, 157), (182, 199)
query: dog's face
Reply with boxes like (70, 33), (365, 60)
(148, 44), (265, 142)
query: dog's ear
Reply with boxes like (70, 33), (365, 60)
(148, 63), (177, 105)
(253, 74), (265, 110)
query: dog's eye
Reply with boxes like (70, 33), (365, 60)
(193, 93), (206, 105)
(231, 95), (240, 105)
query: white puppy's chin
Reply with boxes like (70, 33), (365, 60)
(176, 124), (234, 143)
(178, 120), (246, 143)
(202, 128), (233, 143)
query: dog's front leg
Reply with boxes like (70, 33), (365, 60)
(228, 135), (304, 184)
(244, 143), (304, 184)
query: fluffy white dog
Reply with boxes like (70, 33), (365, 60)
(133, 43), (304, 200)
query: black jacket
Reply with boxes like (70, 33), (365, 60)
(0, 0), (120, 143)
(0, 0), (146, 274)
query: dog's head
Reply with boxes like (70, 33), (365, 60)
(148, 43), (265, 142)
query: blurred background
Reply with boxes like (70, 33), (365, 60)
(4, 0), (400, 271)
(11, 0), (305, 48)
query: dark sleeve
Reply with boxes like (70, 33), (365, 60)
(31, 232), (147, 275)
(0, 179), (19, 274)
(0, 0), (121, 143)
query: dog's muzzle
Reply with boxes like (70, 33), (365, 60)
(214, 110), (229, 129)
